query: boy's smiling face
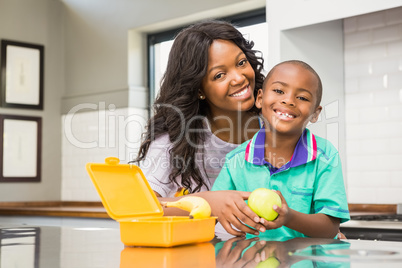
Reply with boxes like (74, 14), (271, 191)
(256, 63), (322, 135)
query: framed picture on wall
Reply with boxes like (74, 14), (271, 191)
(0, 40), (44, 110)
(0, 114), (42, 182)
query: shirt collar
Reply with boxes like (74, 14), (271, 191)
(245, 127), (317, 171)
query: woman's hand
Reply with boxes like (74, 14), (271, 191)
(195, 190), (266, 236)
(216, 236), (260, 268)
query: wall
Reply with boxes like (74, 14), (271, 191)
(279, 20), (346, 180)
(60, 0), (266, 201)
(0, 0), (63, 201)
(344, 7), (402, 204)
(266, 0), (402, 67)
(61, 107), (147, 200)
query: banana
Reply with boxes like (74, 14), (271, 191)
(174, 187), (189, 197)
(161, 196), (211, 219)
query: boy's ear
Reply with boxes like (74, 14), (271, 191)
(310, 105), (322, 123)
(255, 89), (263, 109)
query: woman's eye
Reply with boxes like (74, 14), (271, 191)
(273, 89), (283, 94)
(238, 59), (248, 66)
(214, 73), (224, 80)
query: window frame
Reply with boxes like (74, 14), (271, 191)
(147, 8), (266, 112)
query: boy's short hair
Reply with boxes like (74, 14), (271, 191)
(263, 60), (322, 107)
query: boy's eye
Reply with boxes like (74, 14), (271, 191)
(297, 96), (309, 101)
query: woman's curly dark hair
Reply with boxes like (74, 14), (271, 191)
(133, 20), (265, 193)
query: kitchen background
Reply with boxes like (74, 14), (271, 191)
(0, 0), (401, 205)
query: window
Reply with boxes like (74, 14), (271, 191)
(147, 8), (267, 109)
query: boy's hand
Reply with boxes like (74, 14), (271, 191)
(257, 190), (340, 238)
(260, 190), (291, 230)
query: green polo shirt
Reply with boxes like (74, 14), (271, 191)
(212, 128), (350, 238)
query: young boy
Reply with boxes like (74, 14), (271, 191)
(212, 60), (350, 238)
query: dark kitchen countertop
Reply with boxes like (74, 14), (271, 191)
(1, 223), (402, 267)
(1, 203), (401, 266)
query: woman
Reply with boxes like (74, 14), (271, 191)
(133, 20), (266, 236)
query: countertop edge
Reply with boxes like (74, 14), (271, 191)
(0, 201), (110, 219)
(0, 202), (397, 219)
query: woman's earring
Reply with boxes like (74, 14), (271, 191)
(199, 94), (205, 100)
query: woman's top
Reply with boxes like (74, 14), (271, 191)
(140, 123), (239, 197)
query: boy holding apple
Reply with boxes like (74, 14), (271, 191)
(212, 60), (350, 238)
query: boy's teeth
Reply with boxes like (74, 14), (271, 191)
(277, 111), (294, 118)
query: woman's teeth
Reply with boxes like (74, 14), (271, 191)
(231, 87), (248, 97)
(276, 111), (294, 118)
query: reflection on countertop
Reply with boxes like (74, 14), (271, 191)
(214, 236), (402, 267)
(1, 224), (402, 268)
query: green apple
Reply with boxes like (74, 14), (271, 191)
(248, 188), (282, 221)
(255, 256), (280, 268)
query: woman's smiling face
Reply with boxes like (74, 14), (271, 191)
(256, 63), (322, 135)
(201, 39), (256, 117)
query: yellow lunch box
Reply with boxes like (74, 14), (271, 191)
(86, 157), (217, 247)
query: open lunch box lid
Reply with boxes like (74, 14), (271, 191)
(86, 157), (164, 220)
